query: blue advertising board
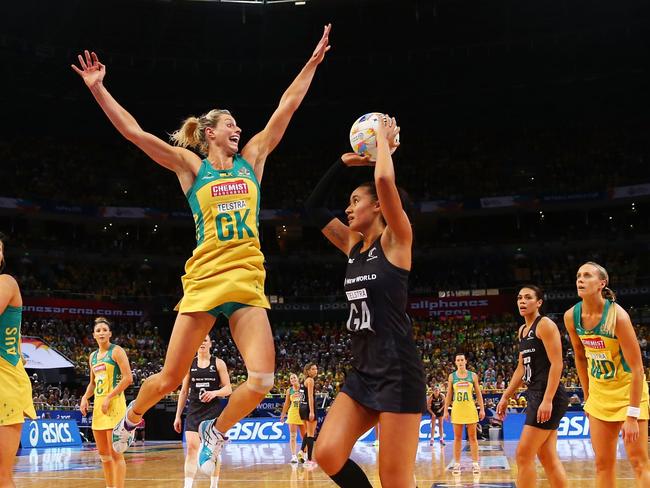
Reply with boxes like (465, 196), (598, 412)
(503, 411), (590, 440)
(21, 419), (83, 448)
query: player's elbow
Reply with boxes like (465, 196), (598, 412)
(223, 385), (233, 397)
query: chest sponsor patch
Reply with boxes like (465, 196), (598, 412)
(216, 200), (247, 212)
(456, 381), (470, 388)
(581, 337), (606, 349)
(93, 363), (106, 373)
(211, 180), (249, 197)
(345, 289), (368, 301)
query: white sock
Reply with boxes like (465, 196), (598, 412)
(210, 476), (219, 487)
(184, 455), (197, 487)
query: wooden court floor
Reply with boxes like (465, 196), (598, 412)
(14, 439), (644, 487)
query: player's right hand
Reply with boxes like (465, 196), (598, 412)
(496, 398), (508, 420)
(173, 417), (182, 433)
(341, 152), (374, 167)
(80, 396), (89, 416)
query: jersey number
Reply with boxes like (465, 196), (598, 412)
(215, 210), (254, 241)
(522, 356), (532, 384)
(95, 377), (105, 396)
(590, 359), (616, 380)
(346, 301), (373, 332)
(456, 392), (469, 402)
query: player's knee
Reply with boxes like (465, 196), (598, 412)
(246, 370), (274, 395)
(594, 454), (616, 472)
(516, 446), (534, 465)
(99, 454), (113, 464)
(157, 370), (184, 395)
(289, 431), (297, 442)
(627, 451), (650, 474)
(110, 450), (124, 462)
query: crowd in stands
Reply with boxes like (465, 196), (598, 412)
(24, 316), (650, 409)
(22, 318), (166, 391)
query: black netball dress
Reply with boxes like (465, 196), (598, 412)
(519, 316), (568, 429)
(341, 236), (426, 413)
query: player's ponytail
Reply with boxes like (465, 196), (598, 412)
(170, 116), (203, 152)
(602, 286), (617, 302)
(170, 109), (232, 156)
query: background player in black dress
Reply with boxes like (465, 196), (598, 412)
(496, 286), (567, 488)
(174, 336), (232, 488)
(299, 363), (318, 466)
(427, 384), (446, 446)
(306, 115), (426, 488)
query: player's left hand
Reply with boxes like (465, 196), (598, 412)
(479, 408), (486, 421)
(309, 23), (332, 65)
(537, 398), (553, 423)
(309, 412), (315, 422)
(200, 390), (219, 403)
(622, 417), (639, 444)
(375, 114), (400, 148)
(101, 397), (111, 415)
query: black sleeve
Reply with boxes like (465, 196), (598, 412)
(304, 157), (346, 229)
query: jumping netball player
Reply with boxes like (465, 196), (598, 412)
(565, 262), (650, 486)
(299, 363), (318, 465)
(72, 24), (331, 474)
(0, 235), (36, 488)
(427, 384), (446, 446)
(306, 115), (426, 488)
(280, 373), (307, 464)
(444, 353), (485, 475)
(496, 286), (568, 488)
(80, 317), (133, 488)
(174, 335), (231, 488)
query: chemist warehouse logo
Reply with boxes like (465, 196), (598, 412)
(581, 337), (606, 349)
(211, 180), (249, 197)
(226, 420), (285, 441)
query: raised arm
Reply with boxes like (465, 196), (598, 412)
(71, 51), (200, 184)
(615, 305), (646, 443)
(564, 308), (589, 402)
(242, 24), (331, 182)
(304, 153), (367, 255)
(374, 115), (411, 269)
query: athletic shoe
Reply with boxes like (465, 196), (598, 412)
(304, 460), (317, 469)
(440, 438), (446, 446)
(472, 462), (481, 474)
(198, 419), (228, 476)
(297, 451), (305, 464)
(452, 463), (461, 475)
(290, 455), (298, 464)
(429, 439), (434, 446)
(112, 401), (137, 453)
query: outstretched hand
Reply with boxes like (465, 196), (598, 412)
(71, 50), (106, 88)
(341, 152), (374, 167)
(309, 24), (332, 65)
